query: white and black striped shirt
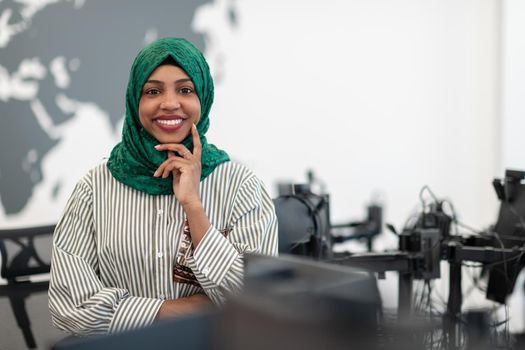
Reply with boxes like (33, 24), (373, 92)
(48, 161), (278, 336)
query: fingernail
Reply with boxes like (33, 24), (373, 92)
(154, 145), (161, 149)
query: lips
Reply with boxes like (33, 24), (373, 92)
(154, 115), (186, 131)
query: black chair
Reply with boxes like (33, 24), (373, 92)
(0, 225), (55, 349)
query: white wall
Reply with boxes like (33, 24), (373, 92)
(205, 0), (501, 242)
(502, 0), (525, 171)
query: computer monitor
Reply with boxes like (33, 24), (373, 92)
(218, 254), (383, 350)
(242, 253), (382, 314)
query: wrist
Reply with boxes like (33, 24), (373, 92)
(181, 200), (211, 248)
(181, 199), (203, 212)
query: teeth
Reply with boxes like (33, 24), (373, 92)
(156, 119), (183, 126)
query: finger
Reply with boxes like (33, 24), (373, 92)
(191, 124), (202, 160)
(163, 151), (176, 178)
(155, 144), (192, 159)
(155, 143), (191, 156)
(153, 158), (187, 177)
(161, 159), (185, 178)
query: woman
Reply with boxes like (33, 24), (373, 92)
(48, 38), (278, 336)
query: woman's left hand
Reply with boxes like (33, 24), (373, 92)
(154, 124), (202, 207)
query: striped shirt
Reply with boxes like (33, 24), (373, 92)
(48, 161), (278, 336)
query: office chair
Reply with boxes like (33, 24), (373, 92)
(0, 225), (55, 349)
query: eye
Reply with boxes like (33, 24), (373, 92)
(144, 88), (161, 95)
(179, 87), (193, 95)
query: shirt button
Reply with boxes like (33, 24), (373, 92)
(202, 267), (210, 275)
(157, 209), (164, 215)
(159, 294), (166, 300)
(156, 252), (164, 258)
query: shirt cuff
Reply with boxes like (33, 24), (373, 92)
(108, 296), (163, 333)
(186, 225), (239, 288)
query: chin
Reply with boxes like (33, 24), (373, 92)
(158, 138), (183, 144)
(149, 126), (192, 144)
(157, 134), (187, 144)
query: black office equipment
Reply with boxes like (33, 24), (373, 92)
(273, 184), (332, 259)
(221, 253), (383, 350)
(332, 202), (383, 252)
(486, 170), (525, 303)
(492, 170), (525, 242)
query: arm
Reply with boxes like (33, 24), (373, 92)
(154, 125), (278, 307)
(48, 178), (163, 336)
(185, 174), (278, 305)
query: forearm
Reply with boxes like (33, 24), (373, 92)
(184, 225), (243, 305)
(185, 209), (278, 304)
(155, 294), (213, 320)
(181, 170), (278, 305)
(183, 200), (211, 248)
(49, 246), (163, 335)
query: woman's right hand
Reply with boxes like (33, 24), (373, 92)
(155, 293), (213, 320)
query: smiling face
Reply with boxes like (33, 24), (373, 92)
(138, 64), (201, 144)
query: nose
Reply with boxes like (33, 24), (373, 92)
(160, 91), (181, 111)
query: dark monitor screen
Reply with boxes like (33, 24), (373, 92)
(219, 254), (383, 349)
(243, 253), (382, 311)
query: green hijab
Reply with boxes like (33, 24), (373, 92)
(107, 37), (229, 195)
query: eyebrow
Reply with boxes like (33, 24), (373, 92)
(144, 78), (192, 85)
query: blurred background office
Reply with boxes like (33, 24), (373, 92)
(1, 0), (524, 349)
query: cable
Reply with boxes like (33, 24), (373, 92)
(402, 211), (421, 231)
(492, 232), (510, 281)
(491, 232), (514, 344)
(408, 185), (525, 348)
(441, 199), (459, 236)
(496, 234), (525, 242)
(429, 280), (448, 312)
(426, 280), (434, 348)
(442, 199), (487, 238)
(481, 253), (522, 270)
(455, 221), (481, 235)
(462, 264), (487, 297)
(419, 185), (439, 209)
